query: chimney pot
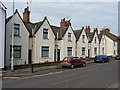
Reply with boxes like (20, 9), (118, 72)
(94, 28), (98, 34)
(88, 26), (90, 28)
(105, 28), (110, 33)
(85, 26), (90, 33)
(60, 18), (71, 27)
(23, 7), (30, 22)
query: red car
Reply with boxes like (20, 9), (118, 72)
(61, 57), (86, 69)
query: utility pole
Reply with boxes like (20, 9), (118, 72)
(31, 28), (34, 73)
(11, 0), (14, 71)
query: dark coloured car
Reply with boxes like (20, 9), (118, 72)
(94, 55), (110, 63)
(115, 54), (120, 60)
(61, 57), (86, 69)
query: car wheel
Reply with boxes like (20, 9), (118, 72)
(71, 65), (74, 69)
(82, 63), (86, 67)
(62, 66), (65, 68)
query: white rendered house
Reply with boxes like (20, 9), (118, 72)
(0, 1), (6, 68)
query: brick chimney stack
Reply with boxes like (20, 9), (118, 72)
(105, 28), (110, 33)
(23, 7), (30, 22)
(100, 28), (110, 34)
(85, 26), (90, 33)
(100, 30), (103, 34)
(60, 18), (71, 27)
(94, 28), (98, 34)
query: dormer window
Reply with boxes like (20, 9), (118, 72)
(68, 33), (71, 41)
(43, 29), (48, 39)
(14, 24), (20, 36)
(82, 35), (85, 43)
(95, 37), (97, 43)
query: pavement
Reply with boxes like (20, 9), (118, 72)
(2, 59), (119, 88)
(2, 60), (94, 77)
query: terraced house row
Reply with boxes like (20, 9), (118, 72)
(5, 7), (118, 67)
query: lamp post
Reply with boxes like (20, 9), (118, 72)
(31, 28), (34, 73)
(11, 0), (14, 71)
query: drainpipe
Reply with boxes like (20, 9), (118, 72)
(31, 28), (34, 73)
(4, 8), (7, 69)
(99, 42), (100, 55)
(105, 35), (107, 56)
(75, 40), (77, 57)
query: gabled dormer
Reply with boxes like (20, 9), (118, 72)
(6, 9), (30, 37)
(90, 28), (99, 44)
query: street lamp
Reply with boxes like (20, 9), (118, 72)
(11, 0), (15, 71)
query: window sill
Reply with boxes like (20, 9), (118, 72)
(68, 40), (72, 42)
(9, 58), (22, 60)
(10, 35), (21, 38)
(43, 38), (49, 40)
(42, 57), (50, 59)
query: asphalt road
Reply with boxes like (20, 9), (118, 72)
(2, 60), (119, 88)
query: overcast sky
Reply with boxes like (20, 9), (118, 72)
(3, 2), (118, 35)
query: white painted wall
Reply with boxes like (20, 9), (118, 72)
(90, 32), (99, 57)
(0, 5), (6, 68)
(77, 29), (89, 58)
(33, 19), (55, 63)
(99, 34), (118, 57)
(5, 12), (29, 66)
(100, 34), (106, 55)
(59, 26), (76, 60)
(105, 35), (117, 57)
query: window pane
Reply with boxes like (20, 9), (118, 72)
(42, 47), (49, 50)
(67, 47), (72, 56)
(95, 37), (97, 43)
(82, 47), (85, 55)
(43, 29), (48, 39)
(102, 48), (104, 54)
(94, 48), (97, 55)
(68, 33), (71, 41)
(43, 29), (48, 32)
(10, 46), (21, 58)
(42, 46), (49, 57)
(14, 51), (21, 58)
(82, 35), (85, 43)
(14, 24), (20, 36)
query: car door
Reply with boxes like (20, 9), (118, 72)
(104, 55), (107, 61)
(71, 58), (76, 66)
(75, 58), (80, 66)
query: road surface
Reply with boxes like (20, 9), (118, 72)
(2, 60), (119, 88)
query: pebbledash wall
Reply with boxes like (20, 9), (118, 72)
(5, 7), (118, 67)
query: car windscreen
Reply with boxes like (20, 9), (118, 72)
(64, 58), (71, 61)
(71, 58), (80, 61)
(95, 55), (101, 57)
(102, 55), (107, 57)
(95, 55), (107, 58)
